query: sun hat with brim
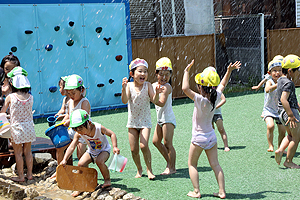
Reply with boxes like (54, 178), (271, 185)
(195, 70), (220, 87)
(282, 54), (300, 69)
(156, 57), (173, 71)
(69, 109), (90, 128)
(64, 74), (84, 90)
(129, 58), (148, 71)
(7, 66), (31, 89)
(268, 59), (282, 72)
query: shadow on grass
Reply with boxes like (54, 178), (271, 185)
(96, 178), (140, 193)
(153, 166), (212, 181)
(218, 145), (246, 151)
(201, 190), (289, 199)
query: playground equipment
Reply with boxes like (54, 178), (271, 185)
(0, 0), (131, 117)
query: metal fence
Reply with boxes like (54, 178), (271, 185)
(215, 14), (264, 84)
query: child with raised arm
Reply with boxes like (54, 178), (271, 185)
(60, 109), (120, 197)
(263, 59), (285, 152)
(152, 57), (177, 175)
(252, 55), (284, 91)
(54, 76), (70, 121)
(1, 67), (36, 182)
(121, 58), (160, 180)
(275, 54), (300, 169)
(182, 59), (241, 198)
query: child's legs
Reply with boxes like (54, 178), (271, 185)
(128, 128), (142, 170)
(277, 123), (286, 148)
(215, 119), (229, 148)
(265, 117), (275, 151)
(162, 123), (176, 170)
(12, 142), (25, 180)
(286, 126), (300, 164)
(56, 144), (69, 164)
(77, 152), (92, 167)
(23, 142), (33, 179)
(139, 128), (152, 171)
(188, 142), (203, 194)
(76, 142), (87, 161)
(152, 124), (167, 161)
(95, 151), (110, 184)
(205, 144), (225, 196)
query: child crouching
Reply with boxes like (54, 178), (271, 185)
(60, 109), (120, 197)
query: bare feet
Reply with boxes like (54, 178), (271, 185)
(135, 169), (143, 178)
(11, 177), (25, 182)
(147, 170), (155, 180)
(224, 147), (230, 152)
(160, 167), (176, 175)
(283, 161), (300, 169)
(71, 191), (82, 197)
(102, 179), (111, 188)
(26, 175), (33, 180)
(275, 150), (283, 165)
(187, 191), (201, 198)
(267, 146), (274, 152)
(213, 192), (226, 199)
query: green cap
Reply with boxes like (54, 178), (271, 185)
(64, 74), (84, 90)
(7, 67), (31, 89)
(69, 109), (89, 128)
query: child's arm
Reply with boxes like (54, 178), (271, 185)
(265, 80), (277, 93)
(60, 133), (80, 166)
(121, 77), (129, 104)
(55, 97), (66, 117)
(81, 100), (91, 115)
(153, 84), (171, 107)
(101, 125), (120, 154)
(182, 59), (196, 101)
(0, 95), (10, 114)
(252, 78), (267, 91)
(215, 93), (226, 109)
(148, 82), (162, 105)
(217, 61), (241, 93)
(281, 91), (298, 128)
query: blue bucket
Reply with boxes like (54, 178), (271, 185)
(45, 123), (71, 148)
(47, 116), (57, 127)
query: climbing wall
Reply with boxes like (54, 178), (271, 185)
(0, 2), (130, 116)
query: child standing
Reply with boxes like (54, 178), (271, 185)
(263, 59), (285, 152)
(121, 58), (160, 179)
(60, 109), (120, 197)
(52, 74), (90, 178)
(182, 59), (241, 198)
(212, 93), (230, 151)
(275, 54), (300, 169)
(1, 67), (35, 182)
(54, 76), (70, 121)
(152, 57), (177, 175)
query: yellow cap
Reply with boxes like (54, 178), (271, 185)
(282, 54), (300, 69)
(268, 59), (282, 72)
(203, 66), (216, 73)
(195, 70), (220, 87)
(129, 58), (148, 71)
(156, 57), (173, 71)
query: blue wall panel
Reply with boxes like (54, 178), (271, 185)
(0, 1), (131, 116)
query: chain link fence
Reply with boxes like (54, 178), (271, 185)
(215, 14), (264, 85)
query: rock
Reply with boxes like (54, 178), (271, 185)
(123, 193), (134, 200)
(109, 187), (120, 196)
(2, 168), (12, 173)
(32, 153), (52, 165)
(48, 160), (57, 167)
(96, 191), (109, 200)
(91, 188), (103, 199)
(33, 196), (52, 200)
(25, 187), (39, 199)
(113, 190), (127, 199)
(104, 195), (113, 200)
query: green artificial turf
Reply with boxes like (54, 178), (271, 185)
(33, 88), (300, 200)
